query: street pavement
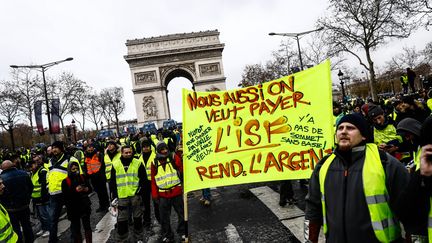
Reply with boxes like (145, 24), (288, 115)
(31, 181), (319, 242)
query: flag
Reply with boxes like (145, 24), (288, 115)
(34, 100), (44, 135)
(51, 99), (61, 134)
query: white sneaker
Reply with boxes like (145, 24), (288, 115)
(36, 230), (44, 237)
(42, 231), (50, 237)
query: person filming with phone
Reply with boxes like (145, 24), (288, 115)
(400, 116), (432, 242)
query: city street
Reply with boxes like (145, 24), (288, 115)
(31, 181), (316, 242)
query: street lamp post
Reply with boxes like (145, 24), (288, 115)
(269, 27), (324, 71)
(10, 57), (73, 142)
(338, 70), (347, 103)
(7, 120), (15, 151)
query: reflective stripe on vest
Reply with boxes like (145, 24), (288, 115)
(31, 167), (46, 199)
(414, 146), (422, 170)
(85, 153), (102, 175)
(104, 152), (120, 180)
(319, 144), (401, 242)
(112, 158), (140, 198)
(137, 152), (156, 180)
(0, 204), (18, 243)
(154, 161), (181, 191)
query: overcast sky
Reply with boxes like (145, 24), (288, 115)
(1, 0), (430, 125)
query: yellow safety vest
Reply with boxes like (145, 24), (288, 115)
(112, 157), (140, 198)
(401, 75), (408, 84)
(373, 125), (402, 146)
(0, 203), (18, 243)
(137, 151), (156, 180)
(31, 167), (46, 199)
(319, 144), (401, 242)
(104, 152), (120, 180)
(154, 160), (181, 191)
(48, 155), (80, 195)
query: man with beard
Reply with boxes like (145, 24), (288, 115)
(84, 143), (109, 212)
(137, 137), (159, 227)
(110, 145), (146, 242)
(368, 105), (402, 155)
(104, 140), (120, 184)
(47, 141), (80, 243)
(305, 114), (410, 243)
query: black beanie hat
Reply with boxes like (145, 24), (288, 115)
(397, 118), (422, 137)
(156, 141), (168, 152)
(51, 141), (65, 151)
(420, 116), (432, 146)
(141, 138), (152, 147)
(337, 114), (371, 142)
(368, 105), (384, 119)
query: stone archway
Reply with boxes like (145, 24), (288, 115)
(124, 30), (226, 128)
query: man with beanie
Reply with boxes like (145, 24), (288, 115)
(136, 137), (160, 227)
(109, 145), (146, 242)
(47, 141), (80, 243)
(368, 104), (402, 155)
(84, 143), (109, 212)
(397, 116), (432, 242)
(104, 140), (120, 183)
(151, 141), (185, 242)
(396, 118), (422, 166)
(305, 114), (410, 243)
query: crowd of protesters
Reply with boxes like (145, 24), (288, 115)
(1, 72), (432, 242)
(0, 126), (187, 243)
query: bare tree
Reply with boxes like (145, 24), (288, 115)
(86, 93), (104, 130)
(318, 0), (419, 101)
(399, 0), (432, 28)
(71, 88), (91, 131)
(303, 32), (346, 70)
(386, 46), (422, 71)
(100, 87), (125, 132)
(0, 88), (23, 130)
(3, 68), (40, 134)
(49, 72), (88, 131)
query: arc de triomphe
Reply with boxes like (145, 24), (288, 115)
(124, 30), (226, 128)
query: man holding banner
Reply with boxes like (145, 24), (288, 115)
(305, 114), (410, 243)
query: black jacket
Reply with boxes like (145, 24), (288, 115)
(0, 168), (33, 212)
(305, 145), (409, 243)
(398, 170), (432, 236)
(61, 173), (92, 219)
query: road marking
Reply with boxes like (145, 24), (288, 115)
(90, 212), (116, 243)
(250, 186), (324, 243)
(34, 217), (70, 243)
(225, 223), (243, 243)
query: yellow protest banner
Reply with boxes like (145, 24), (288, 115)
(182, 60), (334, 193)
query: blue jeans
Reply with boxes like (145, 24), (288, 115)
(49, 194), (64, 243)
(202, 188), (211, 200)
(36, 204), (51, 231)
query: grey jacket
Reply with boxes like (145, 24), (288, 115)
(305, 145), (409, 243)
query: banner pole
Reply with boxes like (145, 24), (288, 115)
(184, 192), (189, 242)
